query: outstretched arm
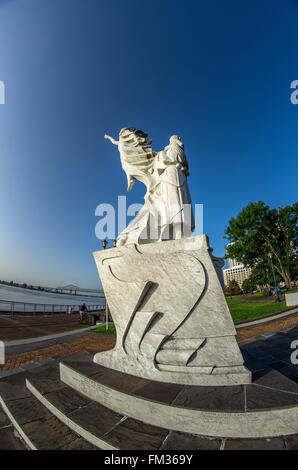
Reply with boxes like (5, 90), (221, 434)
(104, 134), (119, 146)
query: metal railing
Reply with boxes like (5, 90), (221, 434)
(0, 299), (106, 316)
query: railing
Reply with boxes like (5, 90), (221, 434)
(0, 299), (106, 316)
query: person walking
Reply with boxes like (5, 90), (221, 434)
(79, 303), (88, 323)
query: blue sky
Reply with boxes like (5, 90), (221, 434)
(0, 0), (297, 288)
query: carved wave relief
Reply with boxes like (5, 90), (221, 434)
(99, 246), (208, 368)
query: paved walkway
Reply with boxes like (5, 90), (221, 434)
(0, 308), (297, 377)
(236, 311), (298, 343)
(0, 324), (297, 382)
(0, 323), (297, 450)
(0, 313), (105, 341)
(240, 324), (298, 383)
(0, 333), (115, 375)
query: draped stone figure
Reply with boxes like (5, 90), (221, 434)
(104, 128), (194, 246)
(94, 127), (251, 386)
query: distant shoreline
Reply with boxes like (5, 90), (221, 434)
(0, 284), (105, 313)
(0, 281), (104, 298)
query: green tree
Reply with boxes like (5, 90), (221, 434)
(225, 201), (298, 289)
(225, 279), (242, 296)
(249, 264), (282, 288)
(228, 279), (239, 289)
(241, 278), (253, 293)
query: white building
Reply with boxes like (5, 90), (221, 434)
(223, 245), (252, 288)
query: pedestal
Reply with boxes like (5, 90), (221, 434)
(93, 235), (251, 385)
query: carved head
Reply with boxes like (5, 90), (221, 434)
(169, 135), (184, 149)
(119, 127), (136, 137)
(119, 127), (151, 145)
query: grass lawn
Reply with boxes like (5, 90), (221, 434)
(91, 323), (116, 335)
(90, 300), (288, 333)
(227, 298), (287, 322)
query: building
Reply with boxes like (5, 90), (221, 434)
(223, 245), (252, 288)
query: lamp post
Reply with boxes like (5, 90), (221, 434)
(102, 240), (108, 328)
(268, 252), (281, 303)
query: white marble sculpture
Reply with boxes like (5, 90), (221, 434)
(104, 128), (194, 246)
(93, 128), (251, 386)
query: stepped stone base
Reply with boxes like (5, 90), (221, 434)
(60, 353), (298, 439)
(0, 352), (298, 450)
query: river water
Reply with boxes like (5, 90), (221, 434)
(0, 284), (105, 313)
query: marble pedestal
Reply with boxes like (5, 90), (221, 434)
(93, 235), (251, 385)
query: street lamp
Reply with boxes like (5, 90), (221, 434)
(101, 240), (108, 327)
(268, 252), (281, 303)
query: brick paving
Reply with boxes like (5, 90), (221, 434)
(0, 313), (104, 341)
(236, 312), (298, 343)
(0, 317), (45, 340)
(0, 310), (297, 374)
(0, 333), (116, 372)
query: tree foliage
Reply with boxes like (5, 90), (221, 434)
(241, 278), (255, 293)
(225, 201), (298, 289)
(228, 279), (239, 289)
(225, 279), (242, 295)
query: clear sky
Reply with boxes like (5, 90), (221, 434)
(0, 0), (297, 289)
